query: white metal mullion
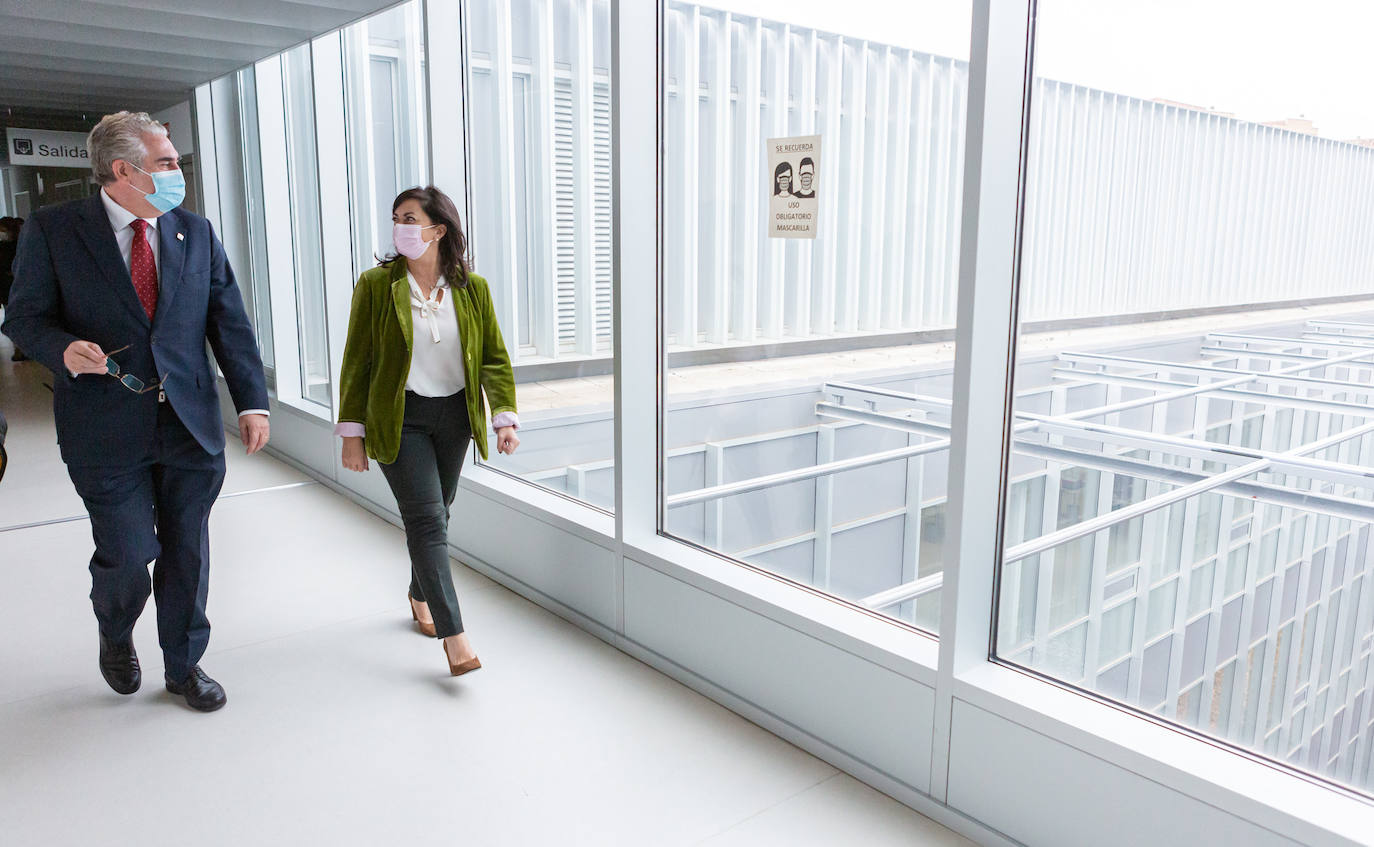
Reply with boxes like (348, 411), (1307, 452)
(572, 0), (598, 354)
(882, 49), (914, 331)
(1083, 90), (1108, 315)
(1099, 94), (1124, 312)
(810, 33), (841, 336)
(837, 40), (866, 333)
(1049, 84), (1073, 316)
(812, 425), (835, 589)
(342, 24), (379, 271)
(677, 5), (701, 345)
(530, 0), (559, 357)
(1224, 404), (1281, 737)
(1248, 529), (1293, 748)
(254, 56), (303, 404)
(1195, 402), (1246, 728)
(1334, 524), (1373, 775)
(1164, 394), (1210, 716)
(1273, 427), (1325, 754)
(932, 0), (1034, 799)
(899, 419), (928, 624)
(1000, 475), (1028, 649)
(857, 45), (890, 331)
(1028, 80), (1055, 321)
(703, 442), (725, 550)
(1032, 388), (1067, 662)
(707, 12), (732, 345)
(1126, 400), (1169, 706)
(1293, 508), (1343, 762)
(732, 18), (763, 343)
(907, 55), (933, 329)
(1318, 522), (1358, 769)
(788, 29), (818, 336)
(192, 85), (222, 233)
(1292, 436), (1348, 763)
(932, 58), (959, 325)
(1084, 384), (1123, 687)
(760, 23), (789, 340)
(1349, 558), (1374, 785)
(490, 0), (522, 360)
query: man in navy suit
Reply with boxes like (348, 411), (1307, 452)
(3, 111), (269, 712)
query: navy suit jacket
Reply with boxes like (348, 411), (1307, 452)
(2, 193), (269, 467)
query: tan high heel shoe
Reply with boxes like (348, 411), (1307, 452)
(408, 595), (436, 637)
(442, 637), (481, 676)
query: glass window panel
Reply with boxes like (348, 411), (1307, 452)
(1099, 599), (1135, 666)
(996, 0), (1374, 798)
(1147, 578), (1178, 641)
(464, 0), (618, 511)
(658, 0), (974, 634)
(1225, 545), (1249, 597)
(341, 1), (429, 278)
(281, 44), (331, 407)
(236, 67), (274, 378)
(1188, 560), (1215, 618)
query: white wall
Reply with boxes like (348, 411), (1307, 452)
(153, 101), (195, 159)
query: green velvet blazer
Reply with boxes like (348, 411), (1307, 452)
(336, 258), (517, 463)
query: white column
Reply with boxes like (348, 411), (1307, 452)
(612, 0), (660, 636)
(930, 0), (1035, 802)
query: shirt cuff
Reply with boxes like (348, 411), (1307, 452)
(238, 409), (269, 418)
(334, 421), (366, 438)
(491, 411), (520, 430)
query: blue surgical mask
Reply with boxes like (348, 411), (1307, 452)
(129, 163), (186, 214)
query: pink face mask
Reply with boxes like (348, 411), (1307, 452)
(393, 223), (439, 260)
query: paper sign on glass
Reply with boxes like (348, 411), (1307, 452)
(768, 135), (821, 239)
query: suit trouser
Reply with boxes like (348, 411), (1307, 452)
(379, 390), (470, 639)
(66, 401), (227, 682)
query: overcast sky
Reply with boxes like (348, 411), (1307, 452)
(704, 0), (1374, 140)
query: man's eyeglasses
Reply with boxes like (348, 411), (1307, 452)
(103, 346), (162, 394)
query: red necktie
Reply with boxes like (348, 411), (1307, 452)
(129, 219), (158, 320)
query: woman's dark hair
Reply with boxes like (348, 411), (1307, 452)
(380, 186), (470, 288)
(773, 161), (792, 193)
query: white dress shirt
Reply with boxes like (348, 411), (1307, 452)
(100, 189), (268, 420)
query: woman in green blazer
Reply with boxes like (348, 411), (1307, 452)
(335, 186), (519, 676)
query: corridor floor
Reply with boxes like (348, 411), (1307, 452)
(0, 332), (974, 847)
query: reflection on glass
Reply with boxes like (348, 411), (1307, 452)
(281, 44), (331, 407)
(996, 0), (1374, 797)
(659, 1), (973, 634)
(236, 66), (274, 377)
(462, 0), (617, 510)
(208, 70), (273, 386)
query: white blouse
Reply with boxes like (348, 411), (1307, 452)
(404, 273), (467, 398)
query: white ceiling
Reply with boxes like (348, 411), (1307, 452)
(0, 0), (401, 116)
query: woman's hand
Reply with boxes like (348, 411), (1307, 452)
(496, 426), (520, 456)
(342, 436), (369, 472)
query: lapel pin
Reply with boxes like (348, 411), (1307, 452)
(176, 232), (184, 241)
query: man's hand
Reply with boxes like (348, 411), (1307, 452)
(239, 414), (269, 455)
(341, 436), (368, 472)
(496, 426), (520, 456)
(63, 340), (109, 375)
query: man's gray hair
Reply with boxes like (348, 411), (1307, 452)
(87, 111), (168, 185)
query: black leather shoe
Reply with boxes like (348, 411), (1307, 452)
(165, 666), (227, 712)
(98, 635), (140, 695)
